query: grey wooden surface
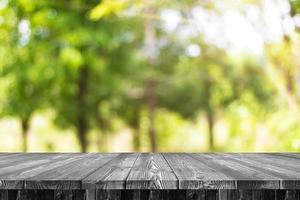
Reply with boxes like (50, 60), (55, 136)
(1, 153), (300, 190)
(1, 190), (300, 200)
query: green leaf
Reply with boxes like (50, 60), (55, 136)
(59, 47), (83, 69)
(89, 0), (125, 20)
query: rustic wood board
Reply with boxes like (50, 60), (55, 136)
(24, 153), (118, 190)
(126, 153), (178, 189)
(189, 153), (280, 189)
(1, 190), (299, 200)
(0, 154), (76, 189)
(0, 153), (300, 190)
(163, 153), (235, 189)
(217, 153), (300, 189)
(83, 153), (139, 190)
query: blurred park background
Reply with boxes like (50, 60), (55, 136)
(1, 0), (300, 152)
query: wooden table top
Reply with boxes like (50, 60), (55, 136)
(0, 153), (300, 190)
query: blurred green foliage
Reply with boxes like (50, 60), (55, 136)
(0, 0), (300, 152)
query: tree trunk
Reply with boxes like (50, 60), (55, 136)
(76, 66), (88, 152)
(132, 129), (140, 151)
(206, 110), (215, 151)
(132, 108), (141, 151)
(96, 116), (108, 152)
(77, 120), (87, 153)
(204, 78), (214, 151)
(133, 128), (141, 152)
(21, 117), (30, 152)
(145, 80), (157, 152)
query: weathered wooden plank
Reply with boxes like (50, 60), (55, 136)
(126, 153), (178, 189)
(237, 190), (253, 200)
(186, 190), (206, 200)
(271, 153), (300, 160)
(281, 178), (300, 189)
(6, 190), (16, 200)
(1, 153), (300, 192)
(251, 190), (276, 200)
(0, 190), (8, 200)
(96, 190), (181, 200)
(0, 154), (19, 160)
(167, 190), (186, 200)
(163, 153), (235, 189)
(98, 190), (185, 200)
(54, 190), (84, 200)
(274, 190), (300, 200)
(86, 190), (96, 200)
(16, 190), (27, 200)
(157, 190), (177, 200)
(1, 190), (84, 200)
(121, 190), (172, 200)
(189, 154), (279, 189)
(224, 190), (237, 200)
(235, 153), (300, 189)
(146, 190), (171, 200)
(218, 153), (300, 178)
(215, 153), (300, 190)
(25, 154), (118, 190)
(0, 154), (56, 173)
(252, 190), (264, 200)
(0, 154), (64, 168)
(3, 189), (300, 200)
(130, 190), (148, 200)
(285, 190), (297, 200)
(213, 190), (276, 200)
(15, 190), (35, 200)
(0, 181), (23, 191)
(72, 190), (85, 200)
(20, 154), (86, 181)
(205, 190), (217, 200)
(0, 154), (78, 189)
(214, 190), (252, 200)
(244, 154), (300, 173)
(259, 154), (300, 190)
(1, 190), (55, 200)
(83, 153), (139, 190)
(36, 190), (54, 200)
(275, 190), (287, 200)
(0, 154), (29, 166)
(96, 190), (121, 200)
(130, 190), (168, 200)
(217, 190), (228, 200)
(25, 190), (38, 200)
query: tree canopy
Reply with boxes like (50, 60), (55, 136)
(0, 0), (299, 152)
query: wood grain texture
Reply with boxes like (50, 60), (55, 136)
(163, 153), (235, 189)
(0, 190), (8, 200)
(83, 153), (139, 190)
(86, 189), (96, 200)
(0, 154), (75, 189)
(114, 190), (187, 200)
(96, 190), (121, 200)
(189, 153), (280, 189)
(186, 190), (206, 200)
(25, 153), (118, 190)
(54, 190), (84, 200)
(126, 153), (178, 189)
(218, 153), (300, 190)
(1, 190), (300, 200)
(1, 153), (300, 190)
